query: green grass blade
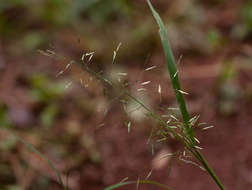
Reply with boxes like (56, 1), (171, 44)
(4, 129), (66, 190)
(146, 0), (194, 145)
(146, 1), (226, 189)
(105, 180), (173, 190)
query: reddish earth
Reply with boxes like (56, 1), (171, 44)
(82, 60), (252, 190)
(54, 54), (252, 189)
(1, 50), (252, 190)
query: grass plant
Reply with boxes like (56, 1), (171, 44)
(146, 1), (225, 189)
(5, 0), (227, 189)
(105, 1), (226, 189)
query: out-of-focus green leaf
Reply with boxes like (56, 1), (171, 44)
(40, 104), (59, 128)
(0, 0), (29, 13)
(9, 32), (47, 54)
(234, 2), (252, 39)
(207, 29), (222, 50)
(242, 2), (252, 30)
(219, 62), (237, 81)
(0, 135), (17, 151)
(41, 0), (71, 25)
(5, 185), (22, 190)
(30, 74), (66, 103)
(22, 32), (45, 51)
(71, 0), (102, 18)
(86, 0), (132, 24)
(217, 62), (241, 116)
(0, 104), (11, 128)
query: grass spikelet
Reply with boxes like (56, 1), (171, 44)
(120, 177), (129, 183)
(169, 126), (177, 129)
(177, 89), (189, 95)
(116, 42), (122, 52)
(81, 54), (85, 61)
(173, 70), (178, 78)
(56, 61), (72, 77)
(194, 145), (203, 150)
(194, 137), (200, 144)
(202, 125), (215, 130)
(65, 63), (71, 70)
(189, 115), (200, 127)
(177, 55), (183, 65)
(145, 169), (153, 180)
(159, 153), (174, 159)
(137, 88), (147, 92)
(65, 82), (72, 89)
(179, 157), (206, 171)
(56, 70), (64, 77)
(166, 119), (172, 124)
(112, 43), (122, 64)
(96, 123), (105, 129)
(158, 84), (161, 93)
(85, 52), (95, 56)
(112, 51), (117, 64)
(145, 65), (157, 71)
(38, 49), (53, 57)
(88, 53), (94, 62)
(156, 137), (167, 142)
(167, 107), (179, 111)
(81, 52), (95, 62)
(183, 150), (186, 157)
(198, 122), (207, 126)
(46, 49), (55, 55)
(127, 121), (131, 133)
(141, 81), (151, 86)
(161, 114), (170, 118)
(169, 114), (178, 121)
(117, 72), (128, 76)
(158, 84), (162, 100)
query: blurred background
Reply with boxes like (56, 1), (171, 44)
(0, 0), (252, 189)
